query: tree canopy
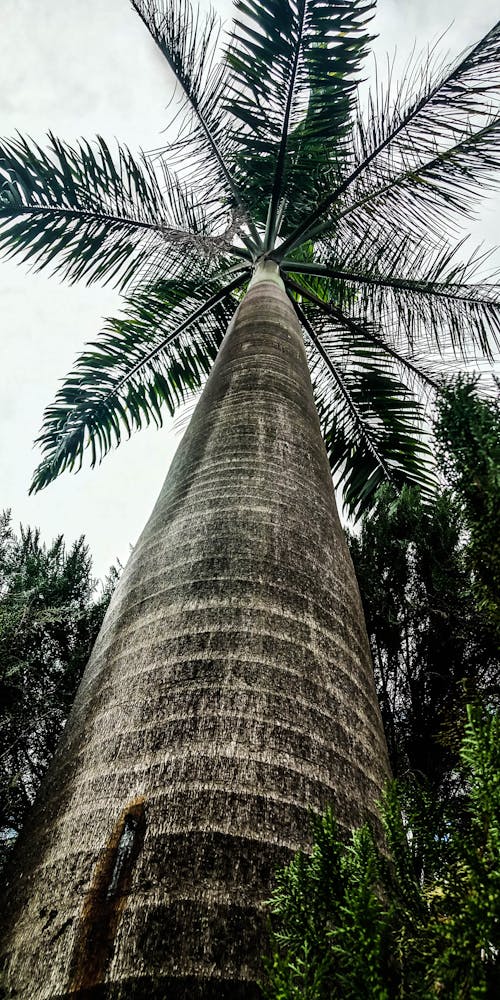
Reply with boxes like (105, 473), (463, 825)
(349, 483), (500, 798)
(435, 379), (500, 636)
(0, 1), (499, 515)
(0, 512), (117, 863)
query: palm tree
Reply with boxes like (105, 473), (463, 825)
(1, 1), (499, 996)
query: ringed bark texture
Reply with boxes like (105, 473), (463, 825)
(1, 279), (390, 998)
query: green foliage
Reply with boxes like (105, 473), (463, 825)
(279, 20), (500, 254)
(225, 0), (375, 239)
(0, 132), (208, 290)
(306, 318), (435, 519)
(0, 512), (117, 866)
(1, 2), (500, 516)
(435, 379), (500, 635)
(265, 816), (391, 1000)
(348, 484), (500, 795)
(29, 273), (245, 492)
(263, 707), (500, 999)
(284, 238), (500, 361)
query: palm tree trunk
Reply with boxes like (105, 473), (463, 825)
(1, 270), (390, 999)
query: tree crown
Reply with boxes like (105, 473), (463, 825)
(1, 1), (499, 514)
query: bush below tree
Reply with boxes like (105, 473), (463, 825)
(264, 706), (500, 999)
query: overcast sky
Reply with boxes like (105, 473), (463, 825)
(1, 0), (499, 581)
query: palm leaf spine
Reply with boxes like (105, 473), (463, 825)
(284, 275), (438, 390)
(276, 20), (500, 255)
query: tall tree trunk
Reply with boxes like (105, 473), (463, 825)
(1, 271), (390, 999)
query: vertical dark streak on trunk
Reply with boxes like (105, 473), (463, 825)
(66, 798), (146, 997)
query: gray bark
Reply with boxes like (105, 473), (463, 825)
(0, 276), (390, 998)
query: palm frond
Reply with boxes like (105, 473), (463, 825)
(282, 241), (500, 359)
(131, 0), (260, 247)
(325, 114), (500, 253)
(293, 297), (436, 518)
(289, 271), (500, 400)
(352, 19), (500, 179)
(277, 20), (500, 254)
(0, 132), (231, 288)
(30, 271), (248, 492)
(225, 0), (375, 242)
(285, 274), (440, 392)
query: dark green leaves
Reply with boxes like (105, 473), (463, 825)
(226, 0), (374, 149)
(0, 132), (226, 288)
(132, 0), (221, 117)
(131, 0), (258, 243)
(225, 0), (375, 239)
(30, 272), (246, 492)
(281, 219), (500, 516)
(0, 512), (115, 858)
(293, 296), (435, 519)
(315, 353), (434, 521)
(278, 19), (500, 254)
(435, 379), (500, 635)
(264, 709), (500, 998)
(335, 115), (500, 258)
(349, 484), (500, 791)
(263, 808), (390, 999)
(283, 235), (500, 361)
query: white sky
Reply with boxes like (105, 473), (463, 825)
(1, 0), (499, 581)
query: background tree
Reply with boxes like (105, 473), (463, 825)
(0, 511), (117, 867)
(348, 482), (500, 798)
(436, 379), (500, 636)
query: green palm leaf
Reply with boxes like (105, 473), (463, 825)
(131, 0), (260, 247)
(329, 115), (500, 253)
(0, 132), (230, 288)
(282, 238), (500, 360)
(286, 273), (442, 393)
(295, 300), (435, 518)
(225, 0), (375, 242)
(278, 19), (500, 254)
(30, 271), (247, 493)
